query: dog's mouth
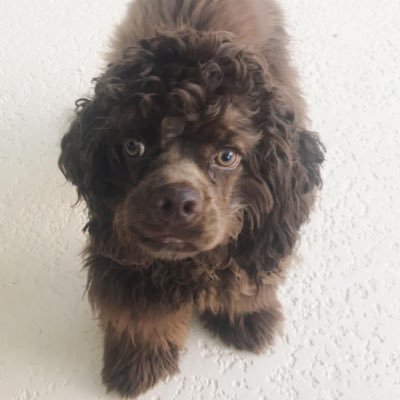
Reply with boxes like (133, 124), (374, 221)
(134, 231), (199, 256)
(144, 235), (197, 251)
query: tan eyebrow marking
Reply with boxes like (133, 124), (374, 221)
(160, 117), (185, 147)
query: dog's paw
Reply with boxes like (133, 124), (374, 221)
(200, 308), (282, 353)
(102, 337), (179, 398)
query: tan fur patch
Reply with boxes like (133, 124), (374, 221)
(196, 258), (289, 320)
(101, 303), (193, 349)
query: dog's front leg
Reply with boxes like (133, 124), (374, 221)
(198, 269), (282, 354)
(101, 303), (192, 398)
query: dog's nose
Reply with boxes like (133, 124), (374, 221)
(150, 184), (202, 224)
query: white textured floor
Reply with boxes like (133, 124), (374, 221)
(1, 1), (400, 399)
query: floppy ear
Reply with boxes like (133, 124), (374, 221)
(58, 94), (119, 217)
(59, 99), (97, 205)
(233, 91), (324, 277)
(59, 115), (84, 192)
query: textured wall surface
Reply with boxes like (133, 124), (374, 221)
(1, 1), (399, 399)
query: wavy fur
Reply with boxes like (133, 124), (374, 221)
(59, 0), (324, 397)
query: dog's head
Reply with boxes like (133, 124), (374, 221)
(59, 29), (324, 269)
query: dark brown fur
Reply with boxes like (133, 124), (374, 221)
(59, 0), (324, 397)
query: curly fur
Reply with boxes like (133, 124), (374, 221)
(59, 0), (324, 397)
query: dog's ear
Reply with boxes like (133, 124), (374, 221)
(58, 95), (116, 214)
(59, 99), (95, 204)
(59, 116), (84, 192)
(233, 90), (325, 277)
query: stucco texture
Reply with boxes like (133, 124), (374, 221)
(1, 0), (399, 399)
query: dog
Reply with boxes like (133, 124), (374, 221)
(59, 0), (324, 397)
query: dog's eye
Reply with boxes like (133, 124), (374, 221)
(124, 138), (145, 158)
(214, 148), (241, 168)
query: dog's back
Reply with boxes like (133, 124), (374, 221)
(108, 0), (282, 59)
(107, 0), (305, 119)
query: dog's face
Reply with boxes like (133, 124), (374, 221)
(59, 30), (324, 265)
(113, 105), (260, 260)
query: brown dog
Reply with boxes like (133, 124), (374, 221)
(59, 0), (324, 397)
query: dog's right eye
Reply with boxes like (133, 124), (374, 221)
(124, 138), (145, 158)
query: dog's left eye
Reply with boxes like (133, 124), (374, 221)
(124, 138), (145, 158)
(213, 148), (241, 168)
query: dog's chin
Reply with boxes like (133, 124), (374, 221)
(134, 233), (218, 261)
(141, 240), (199, 261)
(146, 248), (200, 261)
